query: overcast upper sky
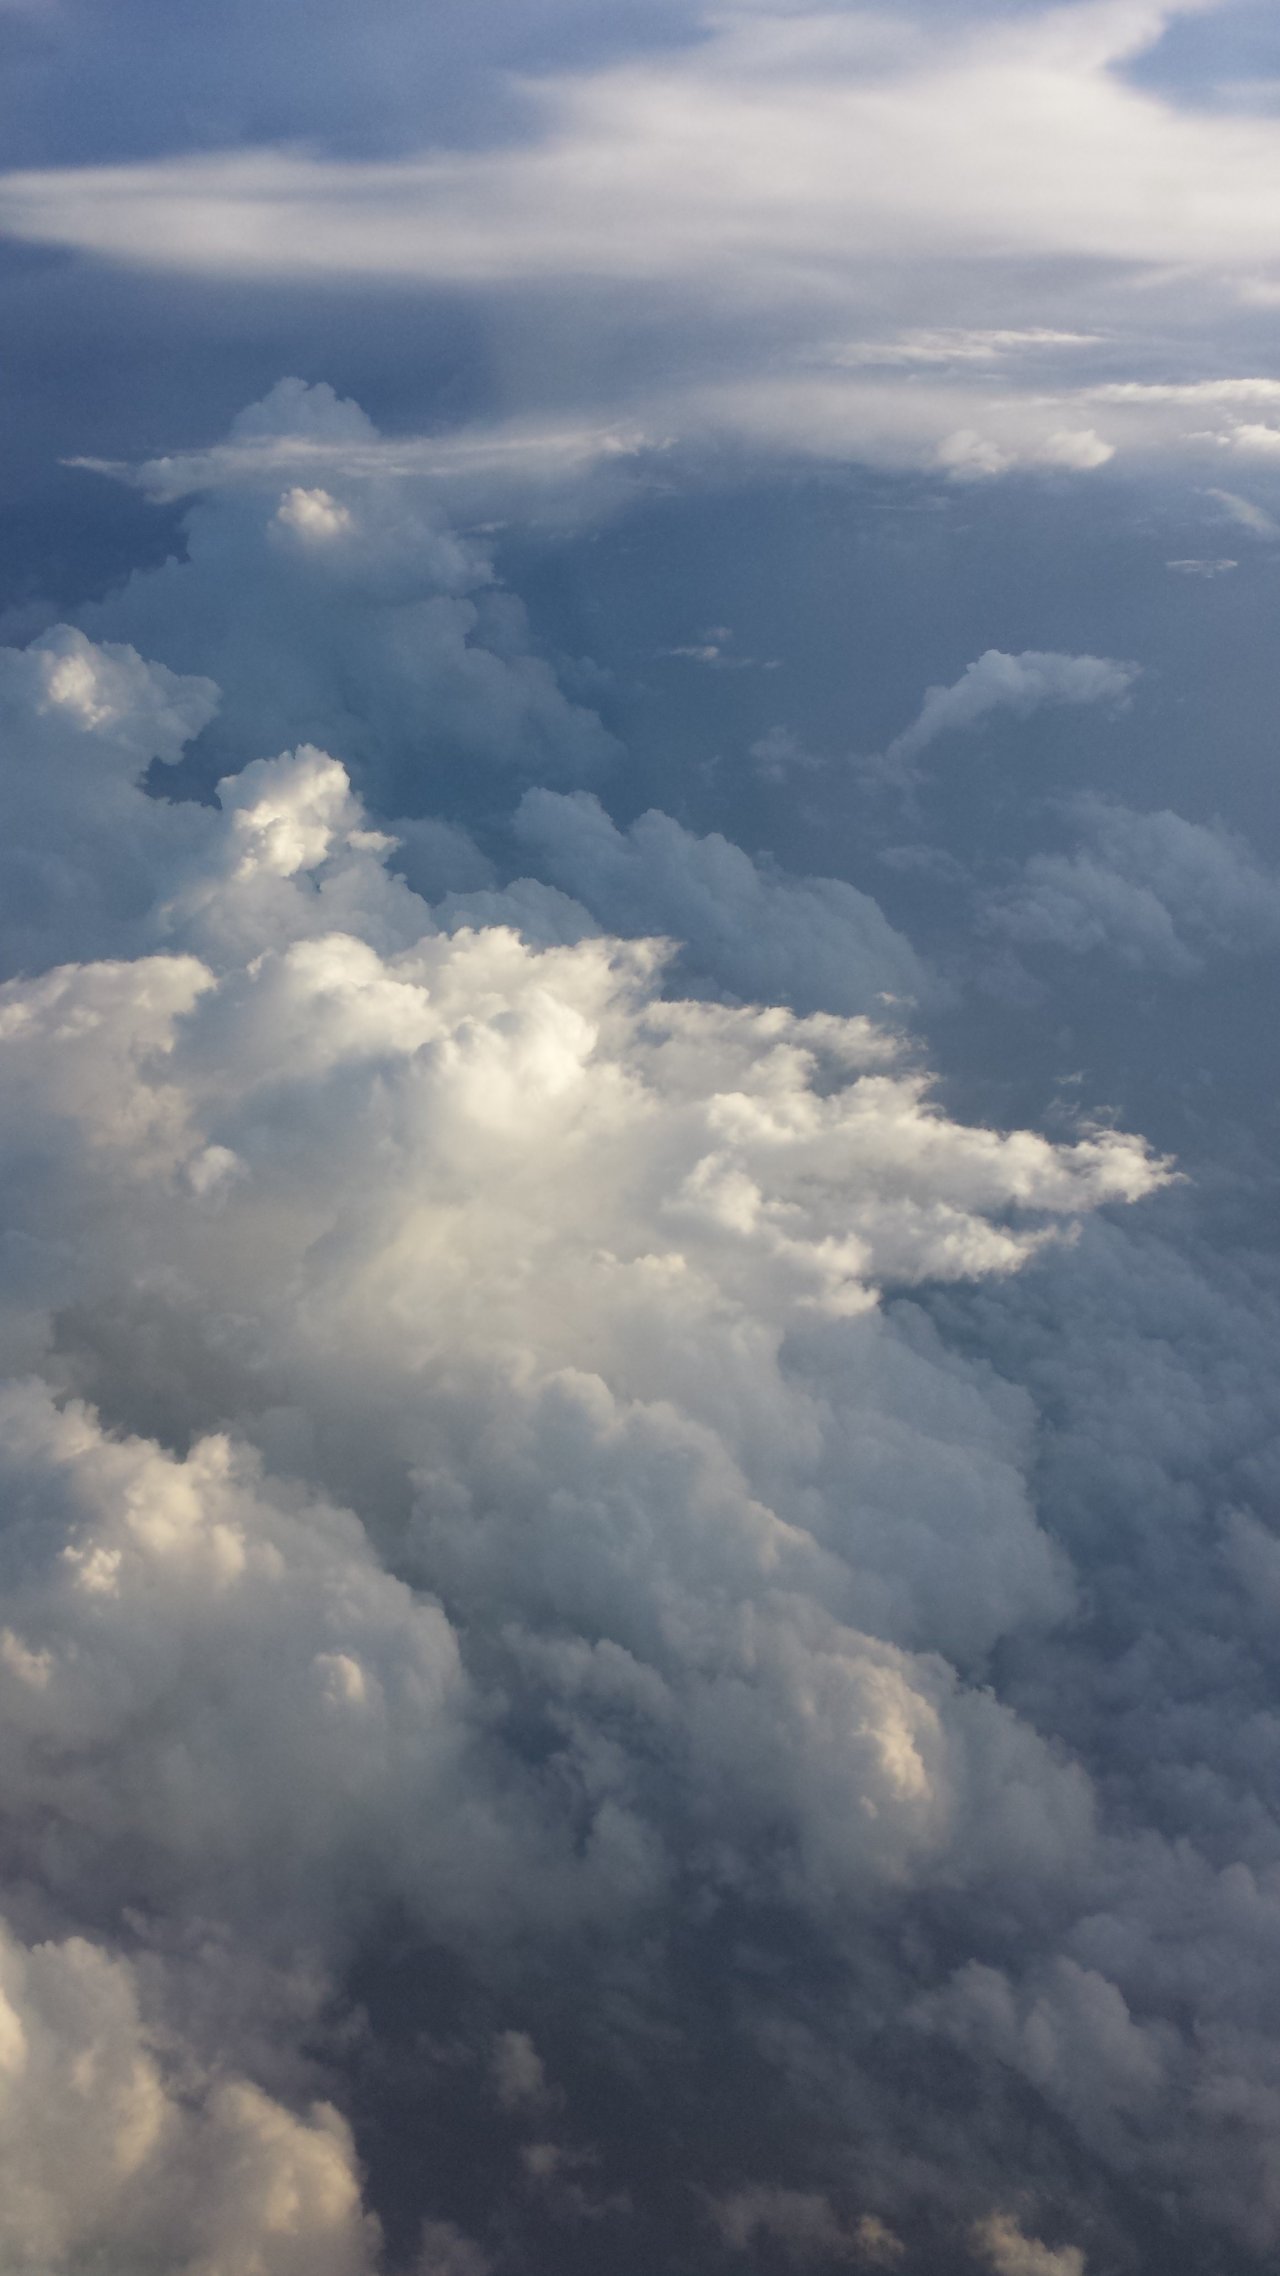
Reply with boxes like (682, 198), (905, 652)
(1, 8), (1280, 2276)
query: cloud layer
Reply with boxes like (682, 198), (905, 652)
(8, 3), (1280, 485)
(0, 351), (1279, 2276)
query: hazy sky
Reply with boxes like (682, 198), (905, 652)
(1, 7), (1280, 2275)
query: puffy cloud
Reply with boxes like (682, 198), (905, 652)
(0, 623), (216, 976)
(714, 2189), (905, 2265)
(986, 798), (1280, 971)
(973, 2214), (1084, 2276)
(0, 1379), (485, 1949)
(0, 1919), (377, 2276)
(2, 358), (1280, 2270)
(880, 650), (1138, 775)
(75, 380), (619, 807)
(0, 606), (1215, 2264)
(499, 787), (929, 1013)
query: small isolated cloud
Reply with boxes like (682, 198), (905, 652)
(1203, 487), (1280, 537)
(749, 725), (823, 782)
(879, 649), (1139, 776)
(713, 2188), (904, 2265)
(835, 329), (1104, 369)
(1166, 557), (1237, 577)
(1219, 420), (1280, 459)
(662, 626), (778, 670)
(974, 2212), (1085, 2276)
(934, 426), (1112, 481)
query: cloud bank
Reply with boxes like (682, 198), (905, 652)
(8, 2), (1280, 486)
(0, 358), (1279, 2276)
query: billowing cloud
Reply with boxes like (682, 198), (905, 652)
(0, 596), (1241, 2269)
(74, 380), (620, 807)
(986, 797), (1280, 971)
(0, 1919), (378, 2275)
(1, 346), (1279, 2276)
(496, 787), (930, 1012)
(973, 2215), (1084, 2276)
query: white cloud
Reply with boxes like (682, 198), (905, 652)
(3, 364), (1280, 2265)
(834, 328), (1104, 369)
(880, 649), (1138, 774)
(0, 1919), (378, 2276)
(2, 4), (1276, 483)
(974, 2213), (1085, 2276)
(74, 381), (620, 805)
(0, 6), (1250, 290)
(0, 631), (1179, 2222)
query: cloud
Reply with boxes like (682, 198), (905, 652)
(500, 787), (930, 1013)
(74, 381), (620, 808)
(0, 600), (1230, 2264)
(0, 6), (1247, 290)
(0, 623), (217, 977)
(880, 649), (1138, 775)
(973, 2214), (1084, 2276)
(1, 3), (1276, 484)
(985, 797), (1280, 971)
(713, 2189), (905, 2265)
(0, 1918), (377, 2275)
(1203, 485), (1280, 535)
(3, 357), (1280, 2273)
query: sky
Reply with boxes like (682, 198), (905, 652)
(1, 4), (1280, 2273)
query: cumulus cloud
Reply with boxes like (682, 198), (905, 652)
(0, 623), (216, 976)
(973, 2214), (1084, 2276)
(878, 649), (1138, 777)
(0, 1919), (377, 2276)
(986, 797), (1280, 972)
(0, 595), (1230, 2266)
(4, 344), (1280, 2274)
(75, 380), (619, 807)
(714, 2189), (905, 2265)
(500, 787), (929, 1013)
